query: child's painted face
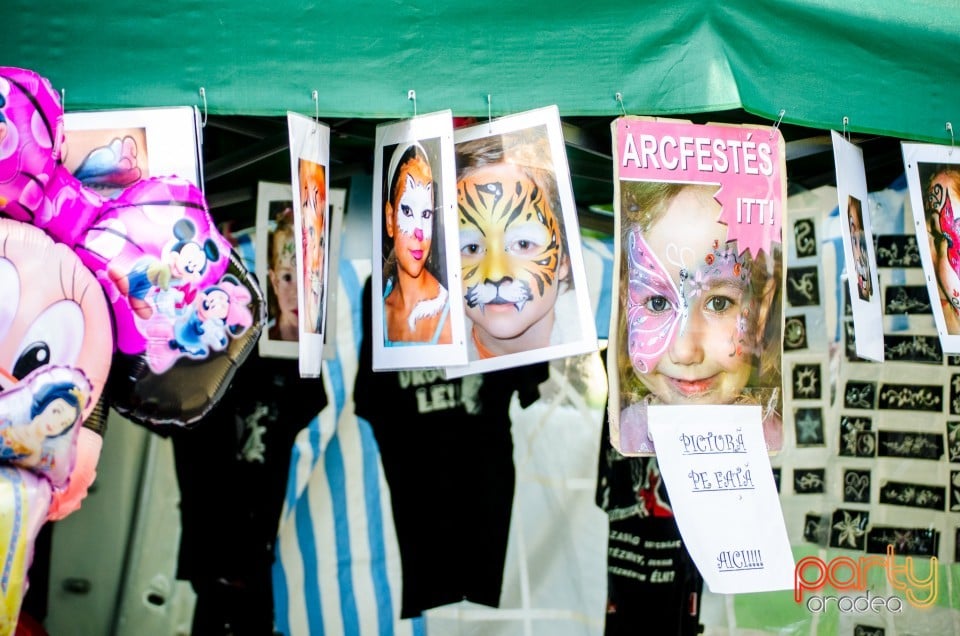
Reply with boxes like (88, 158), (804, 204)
(458, 162), (568, 344)
(269, 229), (298, 320)
(627, 187), (762, 405)
(300, 160), (326, 307)
(389, 171), (434, 279)
(0, 227), (111, 418)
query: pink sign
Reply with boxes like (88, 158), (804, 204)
(616, 119), (783, 256)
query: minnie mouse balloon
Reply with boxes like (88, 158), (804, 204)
(0, 67), (64, 224)
(0, 219), (111, 422)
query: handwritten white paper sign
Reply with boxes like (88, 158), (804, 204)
(648, 404), (794, 593)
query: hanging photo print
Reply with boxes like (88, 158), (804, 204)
(833, 131), (883, 361)
(902, 141), (960, 353)
(609, 117), (785, 455)
(372, 110), (467, 370)
(322, 187), (347, 360)
(287, 112), (330, 376)
(63, 106), (203, 196)
(255, 181), (298, 359)
(444, 105), (598, 378)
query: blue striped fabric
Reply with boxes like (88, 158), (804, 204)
(274, 259), (415, 636)
(274, 235), (616, 635)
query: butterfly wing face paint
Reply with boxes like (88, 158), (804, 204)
(936, 189), (960, 277)
(625, 227), (685, 374)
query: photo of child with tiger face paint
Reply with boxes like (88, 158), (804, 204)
(617, 181), (783, 454)
(455, 126), (578, 360)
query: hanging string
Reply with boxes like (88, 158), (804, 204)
(842, 116), (850, 142)
(311, 90), (319, 134)
(198, 87), (208, 128)
(408, 89), (417, 117)
(487, 94), (493, 132)
(947, 122), (954, 155)
(615, 92), (626, 117)
(770, 109), (785, 139)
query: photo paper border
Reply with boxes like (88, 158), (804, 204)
(444, 105), (598, 378)
(64, 106), (203, 189)
(287, 112), (330, 376)
(254, 181), (298, 360)
(371, 110), (468, 371)
(322, 187), (347, 360)
(833, 131), (884, 361)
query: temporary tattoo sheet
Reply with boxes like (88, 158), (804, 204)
(287, 112), (330, 377)
(648, 404), (794, 593)
(609, 117), (786, 455)
(774, 178), (960, 568)
(833, 132), (884, 361)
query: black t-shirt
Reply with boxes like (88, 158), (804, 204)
(354, 277), (547, 618)
(596, 350), (704, 636)
(171, 349), (328, 584)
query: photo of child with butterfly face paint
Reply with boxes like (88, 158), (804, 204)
(919, 163), (960, 335)
(455, 126), (578, 360)
(617, 181), (783, 454)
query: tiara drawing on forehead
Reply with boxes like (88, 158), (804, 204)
(386, 141), (428, 194)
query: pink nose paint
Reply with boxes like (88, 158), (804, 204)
(414, 228), (424, 241)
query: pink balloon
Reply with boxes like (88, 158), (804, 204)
(0, 67), (64, 224)
(74, 176), (232, 355)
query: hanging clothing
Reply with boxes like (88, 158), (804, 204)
(596, 376), (704, 636)
(354, 276), (547, 618)
(171, 349), (328, 635)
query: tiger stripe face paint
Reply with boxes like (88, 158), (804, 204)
(458, 162), (568, 350)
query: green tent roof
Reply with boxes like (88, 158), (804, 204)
(10, 0), (958, 144)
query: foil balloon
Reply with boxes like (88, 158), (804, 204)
(0, 65), (265, 429)
(0, 68), (63, 225)
(73, 175), (233, 357)
(0, 220), (111, 427)
(0, 466), (51, 632)
(109, 249), (265, 426)
(0, 65), (265, 628)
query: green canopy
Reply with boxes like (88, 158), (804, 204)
(10, 0), (958, 144)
